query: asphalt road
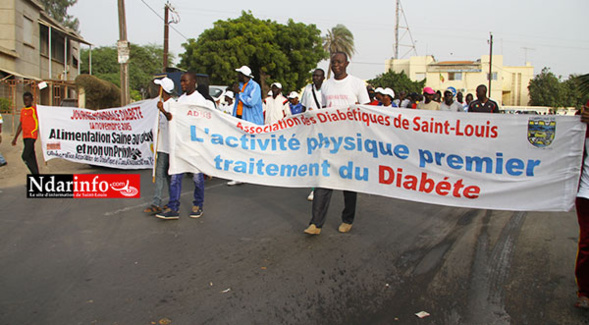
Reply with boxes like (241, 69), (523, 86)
(0, 170), (588, 325)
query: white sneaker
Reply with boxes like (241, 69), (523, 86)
(227, 180), (242, 186)
(307, 190), (314, 201)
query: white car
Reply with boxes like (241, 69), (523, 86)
(209, 85), (227, 105)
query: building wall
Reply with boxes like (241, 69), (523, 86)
(385, 55), (534, 106)
(14, 0), (41, 78)
(0, 0), (17, 51)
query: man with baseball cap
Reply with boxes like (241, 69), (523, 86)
(232, 65), (263, 125)
(228, 65), (264, 186)
(145, 77), (175, 215)
(440, 89), (465, 112)
(417, 87), (440, 110)
(287, 91), (305, 115)
(264, 82), (290, 124)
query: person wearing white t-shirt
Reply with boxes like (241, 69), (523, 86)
(301, 68), (325, 111)
(263, 82), (290, 124)
(304, 52), (370, 236)
(440, 89), (465, 112)
(157, 72), (209, 220)
(144, 77), (175, 214)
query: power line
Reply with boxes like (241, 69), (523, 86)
(139, 0), (189, 41)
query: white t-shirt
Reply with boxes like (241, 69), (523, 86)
(156, 100), (171, 154)
(440, 101), (465, 112)
(578, 141), (589, 199)
(301, 84), (322, 110)
(394, 98), (411, 108)
(178, 90), (208, 105)
(263, 94), (290, 124)
(321, 75), (370, 108)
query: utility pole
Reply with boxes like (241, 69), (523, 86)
(488, 32), (493, 99)
(163, 2), (169, 72)
(394, 0), (399, 59)
(117, 0), (130, 106)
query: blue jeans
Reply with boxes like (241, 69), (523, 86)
(151, 152), (170, 207)
(0, 152), (6, 165)
(168, 172), (204, 212)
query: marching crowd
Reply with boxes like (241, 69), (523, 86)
(1, 51), (587, 310)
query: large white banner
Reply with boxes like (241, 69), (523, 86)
(37, 99), (158, 169)
(169, 103), (586, 212)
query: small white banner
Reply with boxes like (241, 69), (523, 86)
(37, 99), (158, 169)
(169, 103), (586, 212)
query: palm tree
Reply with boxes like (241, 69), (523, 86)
(577, 73), (589, 99)
(323, 24), (355, 79)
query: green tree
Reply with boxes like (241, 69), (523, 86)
(562, 75), (585, 108)
(179, 12), (326, 93)
(368, 70), (425, 96)
(323, 24), (355, 79)
(80, 44), (174, 100)
(39, 0), (79, 31)
(528, 67), (567, 107)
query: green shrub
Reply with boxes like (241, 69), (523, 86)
(0, 97), (12, 113)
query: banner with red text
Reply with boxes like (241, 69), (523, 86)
(169, 103), (586, 212)
(37, 99), (158, 169)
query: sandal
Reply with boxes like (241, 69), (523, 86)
(576, 296), (589, 309)
(143, 205), (163, 214)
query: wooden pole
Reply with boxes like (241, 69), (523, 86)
(118, 0), (130, 106)
(163, 3), (169, 73)
(488, 32), (493, 99)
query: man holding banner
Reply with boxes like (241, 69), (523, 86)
(144, 77), (175, 215)
(157, 72), (208, 220)
(304, 52), (370, 235)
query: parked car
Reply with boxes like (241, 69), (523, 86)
(209, 85), (227, 105)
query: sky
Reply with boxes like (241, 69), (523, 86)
(69, 0), (589, 81)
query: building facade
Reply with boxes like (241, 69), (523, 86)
(0, 0), (89, 109)
(385, 55), (534, 106)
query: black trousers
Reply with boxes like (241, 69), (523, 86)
(22, 138), (39, 175)
(310, 188), (357, 228)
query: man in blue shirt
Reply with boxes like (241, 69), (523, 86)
(228, 66), (264, 186)
(232, 66), (264, 125)
(287, 91), (305, 115)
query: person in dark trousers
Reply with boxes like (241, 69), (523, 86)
(575, 100), (589, 309)
(11, 92), (39, 174)
(304, 52), (370, 235)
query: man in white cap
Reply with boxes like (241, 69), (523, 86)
(232, 65), (263, 125)
(220, 91), (234, 114)
(228, 66), (264, 186)
(287, 91), (304, 115)
(145, 77), (175, 215)
(380, 88), (396, 108)
(263, 82), (290, 124)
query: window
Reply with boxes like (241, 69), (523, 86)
(448, 72), (462, 81)
(487, 72), (498, 81)
(40, 24), (48, 55)
(23, 16), (34, 46)
(415, 72), (426, 81)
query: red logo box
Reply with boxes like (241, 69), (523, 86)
(73, 174), (141, 198)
